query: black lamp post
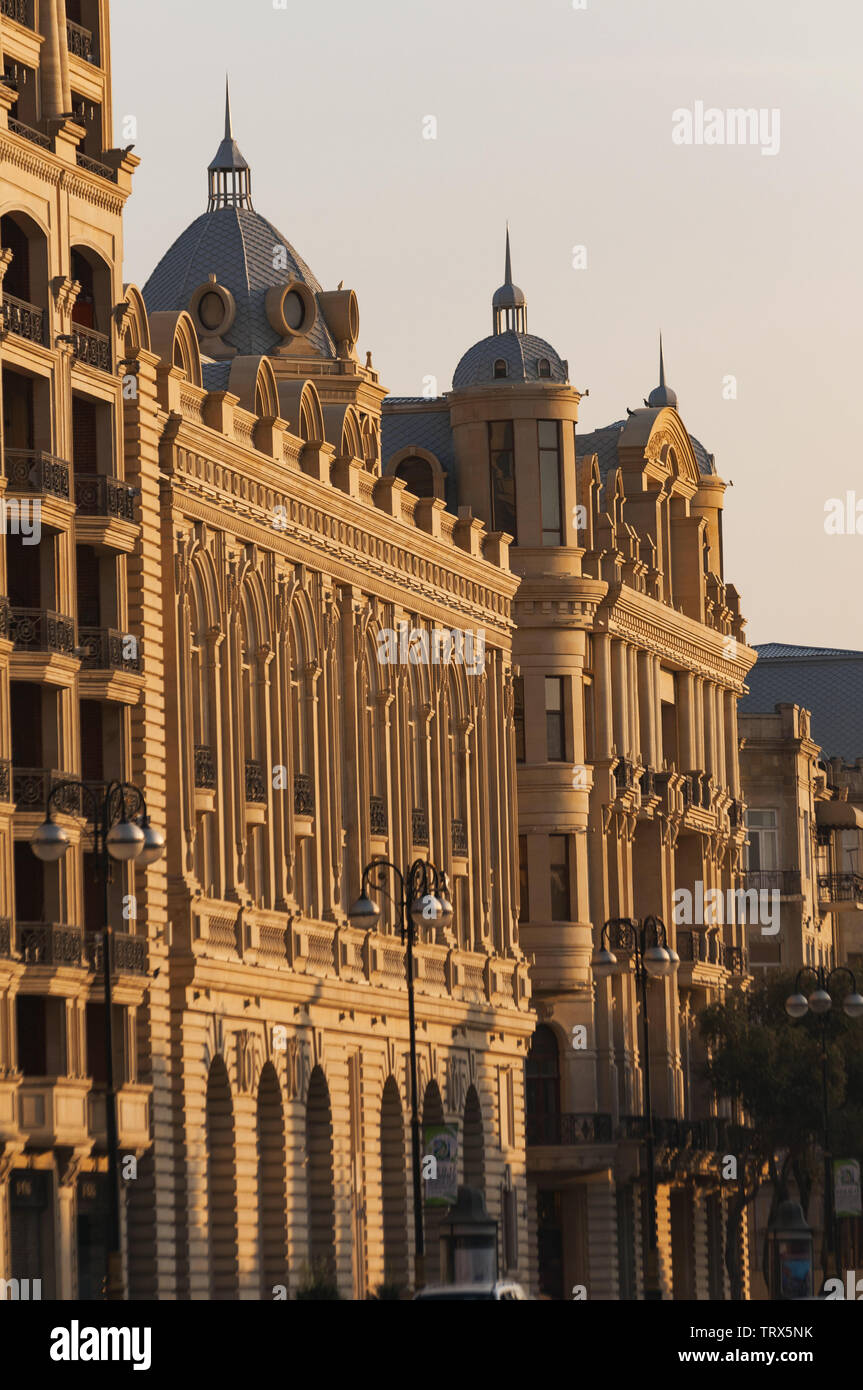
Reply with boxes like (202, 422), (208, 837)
(30, 780), (164, 1300)
(348, 857), (452, 1291)
(785, 965), (863, 1280)
(593, 914), (679, 1300)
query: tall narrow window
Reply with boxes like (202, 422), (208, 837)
(489, 421), (517, 543)
(545, 676), (565, 762)
(514, 676), (525, 763)
(518, 835), (529, 923)
(549, 835), (571, 921)
(539, 420), (562, 546)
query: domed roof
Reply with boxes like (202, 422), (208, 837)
(645, 335), (678, 409)
(142, 205), (336, 359)
(492, 228), (526, 310)
(142, 85), (336, 360)
(453, 330), (568, 389)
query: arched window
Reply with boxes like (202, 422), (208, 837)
(493, 358), (508, 379)
(538, 357), (551, 378)
(526, 1025), (560, 1144)
(394, 455), (435, 499)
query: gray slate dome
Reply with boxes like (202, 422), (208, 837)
(453, 330), (568, 389)
(142, 86), (336, 360)
(142, 205), (336, 359)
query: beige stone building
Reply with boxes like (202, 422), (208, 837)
(383, 258), (759, 1299)
(0, 3), (534, 1299)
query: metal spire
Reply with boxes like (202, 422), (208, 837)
(659, 333), (666, 387)
(224, 76), (233, 140)
(504, 223), (513, 285)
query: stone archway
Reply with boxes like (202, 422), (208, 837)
(305, 1066), (336, 1283)
(380, 1076), (409, 1291)
(256, 1061), (288, 1297)
(206, 1057), (239, 1299)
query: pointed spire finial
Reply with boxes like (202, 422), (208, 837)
(225, 75), (232, 140)
(659, 332), (667, 388)
(207, 83), (253, 211)
(504, 222), (513, 286)
(646, 332), (678, 410)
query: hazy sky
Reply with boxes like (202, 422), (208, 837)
(112, 0), (863, 651)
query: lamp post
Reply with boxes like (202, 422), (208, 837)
(593, 914), (679, 1300)
(785, 965), (863, 1280)
(348, 857), (452, 1291)
(30, 780), (164, 1300)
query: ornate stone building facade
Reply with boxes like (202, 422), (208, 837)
(0, 5), (533, 1299)
(383, 250), (759, 1299)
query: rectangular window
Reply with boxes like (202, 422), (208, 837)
(539, 420), (562, 545)
(745, 809), (778, 871)
(549, 835), (571, 921)
(489, 421), (517, 543)
(545, 676), (565, 762)
(514, 675), (525, 762)
(518, 834), (529, 923)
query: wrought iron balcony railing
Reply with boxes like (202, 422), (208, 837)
(78, 626), (141, 673)
(527, 1112), (614, 1146)
(66, 18), (94, 61)
(639, 767), (656, 799)
(8, 116), (51, 149)
(723, 944), (748, 975)
(244, 758), (266, 804)
(451, 818), (468, 855)
(194, 744), (216, 790)
(75, 151), (116, 182)
(412, 807), (429, 846)
(1, 293), (45, 344)
(1, 0), (33, 26)
(677, 929), (723, 966)
(818, 873), (863, 905)
(10, 608), (76, 655)
(741, 869), (801, 896)
(71, 324), (111, 371)
(74, 473), (138, 521)
(18, 922), (84, 967)
(13, 768), (80, 815)
(85, 930), (147, 976)
(728, 798), (745, 828)
(0, 596), (8, 640)
(0, 918), (11, 958)
(4, 448), (70, 499)
(614, 758), (637, 794)
(370, 795), (387, 835)
(294, 772), (313, 816)
(0, 758), (10, 803)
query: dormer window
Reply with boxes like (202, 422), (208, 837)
(538, 357), (551, 378)
(494, 359), (508, 379)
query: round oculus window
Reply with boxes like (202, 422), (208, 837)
(283, 289), (305, 330)
(198, 291), (225, 331)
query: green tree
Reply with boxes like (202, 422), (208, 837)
(698, 971), (861, 1298)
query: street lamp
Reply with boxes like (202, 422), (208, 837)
(592, 914), (679, 1300)
(31, 780), (164, 1300)
(348, 856), (450, 1291)
(785, 965), (863, 1280)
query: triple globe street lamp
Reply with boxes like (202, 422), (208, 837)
(593, 915), (679, 1300)
(30, 780), (165, 1300)
(348, 857), (452, 1291)
(785, 965), (863, 1279)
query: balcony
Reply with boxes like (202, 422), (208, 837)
(294, 772), (313, 816)
(88, 1086), (151, 1151)
(75, 151), (117, 183)
(4, 448), (70, 501)
(728, 798), (745, 829)
(613, 758), (637, 795)
(818, 873), (863, 910)
(451, 818), (468, 856)
(1, 0), (33, 26)
(742, 869), (801, 896)
(13, 768), (80, 815)
(18, 1079), (90, 1148)
(678, 929), (723, 967)
(370, 794), (387, 836)
(245, 758), (267, 811)
(723, 944), (748, 975)
(0, 757), (10, 803)
(66, 18), (95, 62)
(8, 117), (51, 150)
(71, 324), (111, 372)
(17, 922), (85, 967)
(412, 807), (429, 846)
(85, 930), (148, 976)
(9, 609), (76, 666)
(527, 1112), (614, 1147)
(0, 917), (10, 958)
(194, 744), (216, 790)
(1, 293), (45, 345)
(639, 767), (656, 800)
(79, 626), (141, 673)
(74, 474), (138, 523)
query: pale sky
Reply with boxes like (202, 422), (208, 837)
(112, 0), (863, 651)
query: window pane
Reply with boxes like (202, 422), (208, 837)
(545, 677), (565, 761)
(544, 677), (561, 712)
(519, 835), (529, 923)
(538, 420), (558, 449)
(489, 422), (517, 542)
(514, 676), (525, 762)
(549, 835), (570, 921)
(540, 454), (561, 545)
